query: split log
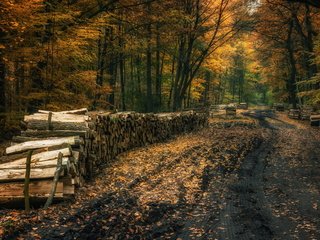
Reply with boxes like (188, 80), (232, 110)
(21, 130), (87, 138)
(0, 167), (64, 182)
(310, 114), (320, 126)
(0, 157), (70, 170)
(6, 136), (81, 155)
(0, 143), (73, 164)
(288, 109), (300, 119)
(274, 103), (285, 111)
(24, 113), (89, 131)
(237, 103), (248, 110)
(12, 136), (50, 143)
(0, 148), (71, 167)
(38, 108), (88, 115)
(26, 121), (88, 131)
(0, 180), (63, 197)
(24, 113), (89, 122)
(300, 109), (313, 120)
(226, 107), (236, 116)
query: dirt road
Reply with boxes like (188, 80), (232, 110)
(1, 111), (320, 239)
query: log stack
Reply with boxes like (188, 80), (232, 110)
(0, 108), (89, 204)
(83, 111), (208, 175)
(310, 114), (320, 126)
(237, 103), (248, 110)
(273, 103), (285, 112)
(288, 109), (300, 119)
(300, 106), (314, 120)
(226, 106), (236, 117)
(0, 109), (208, 204)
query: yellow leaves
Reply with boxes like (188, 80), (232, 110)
(191, 78), (206, 100)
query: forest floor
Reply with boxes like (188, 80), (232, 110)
(1, 110), (320, 240)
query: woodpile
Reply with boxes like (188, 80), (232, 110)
(237, 103), (248, 110)
(288, 109), (300, 119)
(0, 108), (89, 204)
(310, 114), (320, 126)
(0, 109), (208, 205)
(300, 106), (313, 120)
(226, 106), (236, 117)
(83, 111), (208, 176)
(273, 103), (285, 112)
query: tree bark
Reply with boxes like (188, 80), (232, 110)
(0, 55), (5, 113)
(145, 2), (153, 112)
(286, 20), (298, 108)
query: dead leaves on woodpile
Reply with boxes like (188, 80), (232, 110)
(1, 124), (263, 239)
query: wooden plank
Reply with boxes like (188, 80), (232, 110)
(26, 121), (88, 131)
(25, 113), (89, 122)
(0, 180), (63, 197)
(38, 108), (88, 115)
(310, 114), (320, 121)
(0, 144), (72, 164)
(6, 136), (80, 155)
(0, 148), (71, 168)
(0, 167), (64, 182)
(0, 194), (64, 205)
(21, 130), (86, 138)
(0, 157), (70, 170)
(63, 184), (75, 195)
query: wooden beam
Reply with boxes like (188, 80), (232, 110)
(38, 108), (88, 115)
(6, 136), (80, 155)
(0, 167), (64, 182)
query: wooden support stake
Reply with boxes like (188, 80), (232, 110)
(44, 152), (63, 209)
(48, 111), (53, 130)
(24, 150), (33, 213)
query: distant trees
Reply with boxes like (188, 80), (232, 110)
(254, 0), (320, 106)
(0, 0), (253, 118)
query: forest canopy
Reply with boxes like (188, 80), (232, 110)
(0, 0), (319, 131)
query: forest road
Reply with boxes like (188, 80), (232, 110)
(180, 110), (320, 240)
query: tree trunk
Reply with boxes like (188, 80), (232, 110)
(146, 2), (153, 112)
(155, 25), (162, 112)
(0, 55), (5, 113)
(108, 28), (117, 110)
(287, 21), (298, 108)
(305, 4), (318, 82)
(118, 23), (126, 111)
(168, 56), (175, 109)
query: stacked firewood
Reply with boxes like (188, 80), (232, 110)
(288, 109), (300, 119)
(0, 108), (89, 204)
(0, 109), (207, 204)
(226, 106), (236, 116)
(83, 111), (208, 176)
(310, 114), (320, 126)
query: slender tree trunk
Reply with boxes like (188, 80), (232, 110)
(204, 71), (211, 107)
(187, 82), (192, 108)
(0, 55), (5, 113)
(168, 56), (175, 109)
(155, 25), (161, 112)
(130, 54), (135, 109)
(136, 55), (142, 98)
(287, 21), (298, 108)
(173, 37), (185, 111)
(146, 2), (153, 112)
(107, 28), (117, 110)
(118, 20), (126, 111)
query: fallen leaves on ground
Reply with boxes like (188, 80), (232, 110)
(0, 117), (263, 239)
